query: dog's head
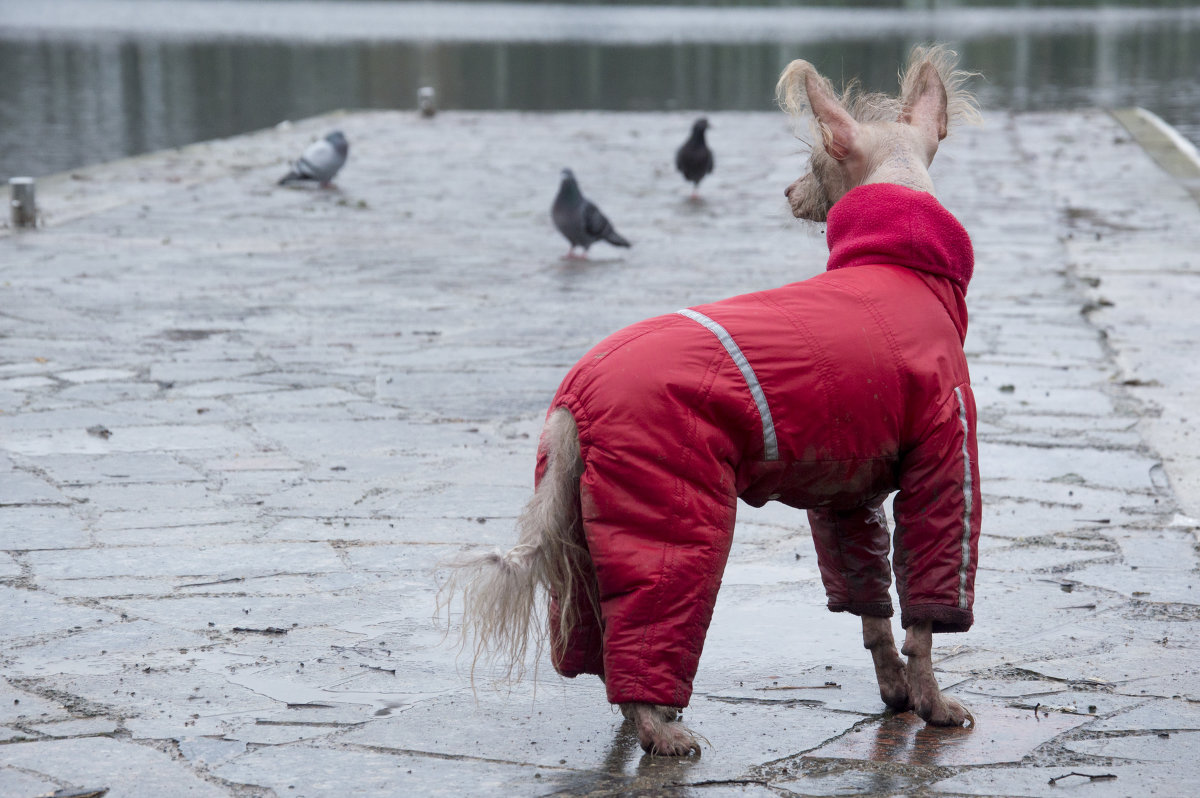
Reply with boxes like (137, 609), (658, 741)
(776, 45), (981, 223)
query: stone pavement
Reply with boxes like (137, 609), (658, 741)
(2, 107), (1199, 797)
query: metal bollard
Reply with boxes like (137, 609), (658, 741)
(418, 86), (437, 118)
(10, 177), (36, 229)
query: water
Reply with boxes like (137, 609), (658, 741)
(3, 0), (1200, 179)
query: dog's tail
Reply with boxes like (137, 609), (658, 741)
(441, 407), (594, 684)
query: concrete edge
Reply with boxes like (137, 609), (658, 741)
(0, 109), (356, 238)
(1111, 107), (1200, 204)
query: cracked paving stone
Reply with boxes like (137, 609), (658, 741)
(977, 542), (1112, 574)
(213, 744), (564, 798)
(1066, 563), (1200, 604)
(806, 698), (1088, 766)
(0, 768), (58, 797)
(0, 552), (20, 579)
(960, 686), (1143, 719)
(1022, 646), (1200, 701)
(336, 685), (862, 785)
(1115, 528), (1200, 569)
(776, 767), (918, 796)
(0, 468), (69, 505)
(1, 737), (230, 798)
(1066, 729), (1200, 762)
(204, 453), (304, 471)
(55, 367), (139, 384)
(0, 585), (121, 642)
(931, 762), (1200, 798)
(178, 736), (247, 769)
(1090, 697), (1200, 732)
(2, 424), (256, 456)
(5, 620), (211, 679)
(0, 679), (70, 725)
(25, 452), (206, 485)
(701, 664), (888, 717)
(27, 541), (344, 582)
(30, 716), (121, 737)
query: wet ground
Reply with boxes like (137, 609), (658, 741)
(2, 106), (1200, 796)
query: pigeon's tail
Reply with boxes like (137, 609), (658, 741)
(277, 170), (302, 186)
(604, 229), (632, 248)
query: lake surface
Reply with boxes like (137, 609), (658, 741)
(2, 0), (1200, 179)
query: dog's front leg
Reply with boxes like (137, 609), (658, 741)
(861, 616), (909, 711)
(901, 620), (974, 726)
(619, 703), (701, 756)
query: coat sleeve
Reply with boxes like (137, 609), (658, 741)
(807, 493), (894, 618)
(892, 384), (981, 633)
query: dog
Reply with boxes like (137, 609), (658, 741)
(445, 45), (982, 756)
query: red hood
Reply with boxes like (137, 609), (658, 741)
(825, 183), (974, 295)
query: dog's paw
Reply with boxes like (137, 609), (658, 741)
(620, 702), (702, 756)
(644, 723), (702, 757)
(915, 693), (974, 727)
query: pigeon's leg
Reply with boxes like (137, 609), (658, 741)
(862, 615), (909, 711)
(902, 621), (973, 726)
(619, 703), (700, 756)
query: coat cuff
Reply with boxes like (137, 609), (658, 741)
(828, 600), (893, 618)
(901, 604), (973, 633)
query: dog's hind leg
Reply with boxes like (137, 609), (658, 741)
(902, 620), (974, 726)
(619, 703), (701, 757)
(861, 616), (909, 711)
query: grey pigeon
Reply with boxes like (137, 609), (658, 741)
(551, 168), (631, 258)
(675, 117), (713, 197)
(278, 130), (349, 187)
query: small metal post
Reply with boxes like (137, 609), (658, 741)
(10, 177), (36, 229)
(418, 86), (437, 118)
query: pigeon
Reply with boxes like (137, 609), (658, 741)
(551, 169), (631, 258)
(675, 117), (714, 197)
(278, 130), (349, 187)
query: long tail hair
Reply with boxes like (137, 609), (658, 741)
(440, 408), (596, 683)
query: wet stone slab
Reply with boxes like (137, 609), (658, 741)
(804, 698), (1089, 767)
(775, 765), (919, 796)
(0, 769), (57, 798)
(1065, 729), (1200, 762)
(0, 737), (230, 798)
(213, 744), (570, 798)
(1089, 697), (1200, 732)
(337, 685), (864, 786)
(931, 762), (1200, 798)
(0, 552), (20, 579)
(21, 452), (206, 485)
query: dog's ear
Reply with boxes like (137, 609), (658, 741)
(777, 60), (858, 161)
(806, 70), (857, 161)
(900, 61), (949, 142)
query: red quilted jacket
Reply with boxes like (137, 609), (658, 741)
(541, 183), (981, 709)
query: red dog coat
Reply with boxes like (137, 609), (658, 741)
(541, 183), (981, 709)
